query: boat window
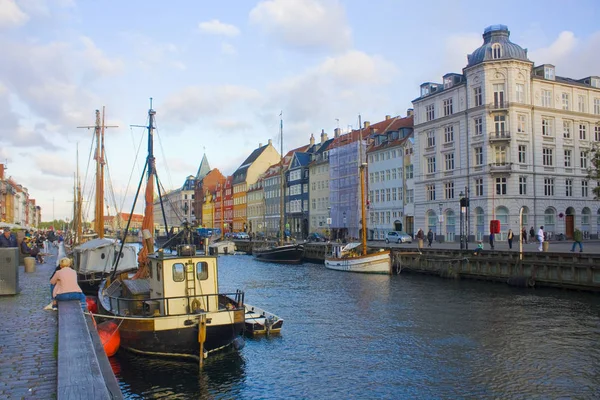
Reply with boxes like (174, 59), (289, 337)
(101, 253), (106, 259)
(157, 263), (162, 282)
(173, 263), (185, 282)
(148, 261), (153, 278)
(196, 262), (208, 280)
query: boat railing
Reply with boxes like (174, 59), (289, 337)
(106, 290), (244, 317)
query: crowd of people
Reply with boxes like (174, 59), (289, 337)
(0, 227), (65, 263)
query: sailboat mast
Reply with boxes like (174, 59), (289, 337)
(359, 115), (367, 255)
(93, 110), (104, 238)
(144, 101), (156, 249)
(279, 113), (284, 245)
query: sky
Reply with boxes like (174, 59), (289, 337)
(1, 0), (599, 222)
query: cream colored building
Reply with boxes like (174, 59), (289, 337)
(413, 24), (600, 243)
(308, 132), (333, 236)
(153, 175), (196, 232)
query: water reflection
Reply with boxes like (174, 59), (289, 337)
(113, 255), (600, 399)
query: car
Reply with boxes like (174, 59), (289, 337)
(306, 232), (327, 242)
(235, 232), (250, 240)
(385, 231), (412, 244)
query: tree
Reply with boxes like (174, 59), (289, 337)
(587, 143), (600, 199)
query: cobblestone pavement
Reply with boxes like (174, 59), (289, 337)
(0, 251), (58, 400)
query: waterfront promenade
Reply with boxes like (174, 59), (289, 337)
(0, 250), (58, 399)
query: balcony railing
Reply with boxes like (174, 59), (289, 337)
(489, 101), (510, 111)
(489, 131), (511, 142)
(488, 162), (513, 173)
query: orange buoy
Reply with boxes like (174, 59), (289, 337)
(86, 297), (98, 314)
(97, 320), (120, 357)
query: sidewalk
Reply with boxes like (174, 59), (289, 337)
(0, 250), (58, 399)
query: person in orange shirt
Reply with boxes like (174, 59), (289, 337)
(50, 257), (87, 311)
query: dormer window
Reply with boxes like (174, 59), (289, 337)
(492, 44), (502, 59)
(544, 66), (555, 80)
(591, 77), (600, 88)
(421, 85), (430, 97)
(444, 76), (453, 89)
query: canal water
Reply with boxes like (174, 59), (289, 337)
(111, 255), (600, 399)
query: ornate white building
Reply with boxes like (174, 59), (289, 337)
(413, 25), (600, 242)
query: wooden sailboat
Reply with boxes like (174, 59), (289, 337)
(72, 108), (138, 294)
(324, 116), (392, 274)
(252, 114), (304, 264)
(98, 102), (246, 361)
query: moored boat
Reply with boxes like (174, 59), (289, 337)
(98, 103), (246, 361)
(208, 240), (236, 255)
(244, 304), (284, 335)
(252, 243), (304, 264)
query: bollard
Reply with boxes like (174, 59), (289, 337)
(24, 257), (36, 273)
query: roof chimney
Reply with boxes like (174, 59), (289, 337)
(259, 143), (263, 147)
(320, 129), (328, 143)
(407, 108), (414, 117)
(334, 128), (341, 138)
(268, 139), (272, 145)
(385, 115), (391, 120)
(310, 133), (315, 146)
(363, 121), (370, 129)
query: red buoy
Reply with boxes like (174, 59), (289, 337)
(97, 320), (120, 357)
(86, 297), (98, 314)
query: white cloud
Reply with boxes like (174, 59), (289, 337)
(529, 30), (600, 78)
(0, 0), (29, 28)
(80, 36), (124, 77)
(249, 0), (351, 52)
(198, 19), (240, 37)
(34, 153), (74, 178)
(221, 43), (237, 56)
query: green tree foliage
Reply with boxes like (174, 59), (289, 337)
(587, 143), (600, 199)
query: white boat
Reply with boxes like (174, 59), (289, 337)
(324, 115), (392, 274)
(325, 242), (391, 274)
(208, 240), (236, 255)
(244, 304), (284, 335)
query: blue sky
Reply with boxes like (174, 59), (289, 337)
(1, 0), (599, 222)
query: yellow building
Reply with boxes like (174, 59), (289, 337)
(232, 139), (280, 232)
(201, 191), (215, 228)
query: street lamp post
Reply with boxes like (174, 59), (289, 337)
(438, 203), (443, 243)
(459, 191), (465, 249)
(459, 188), (470, 250)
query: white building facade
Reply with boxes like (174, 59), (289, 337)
(413, 25), (600, 242)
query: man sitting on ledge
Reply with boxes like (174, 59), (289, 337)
(50, 257), (87, 311)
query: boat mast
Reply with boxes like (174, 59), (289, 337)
(359, 115), (367, 255)
(279, 112), (284, 245)
(142, 101), (156, 252)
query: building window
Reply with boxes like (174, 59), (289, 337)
(563, 120), (572, 138)
(426, 104), (435, 121)
(494, 145), (507, 164)
(427, 130), (436, 147)
(443, 98), (453, 116)
(564, 149), (572, 167)
(595, 126), (600, 142)
(519, 176), (527, 195)
(474, 147), (483, 166)
(542, 118), (553, 136)
(542, 148), (553, 166)
(426, 156), (436, 174)
(492, 43), (502, 59)
(581, 151), (588, 168)
(386, 169), (391, 181)
(391, 168), (397, 180)
(495, 177), (507, 195)
(494, 115), (506, 135)
(426, 184), (436, 201)
(578, 95), (585, 113)
(385, 188), (390, 202)
(594, 98), (600, 115)
(444, 125), (454, 143)
(493, 83), (505, 107)
(544, 178), (555, 196)
(445, 153), (455, 171)
(544, 66), (555, 80)
(474, 117), (483, 136)
(565, 179), (572, 197)
(579, 123), (587, 140)
(515, 84), (524, 103)
(582, 180), (589, 197)
(406, 165), (413, 179)
(406, 189), (414, 203)
(562, 93), (569, 110)
(517, 114), (526, 134)
(475, 178), (483, 196)
(444, 182), (454, 199)
(474, 87), (483, 107)
(518, 145), (527, 164)
(392, 187), (397, 201)
(542, 90), (552, 107)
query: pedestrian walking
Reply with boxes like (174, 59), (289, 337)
(489, 232), (495, 250)
(507, 229), (514, 249)
(427, 229), (434, 247)
(537, 226), (544, 251)
(529, 226), (535, 243)
(416, 229), (424, 249)
(521, 228), (527, 244)
(571, 228), (583, 253)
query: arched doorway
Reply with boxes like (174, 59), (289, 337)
(565, 207), (575, 239)
(496, 206), (509, 240)
(581, 207), (591, 237)
(544, 207), (556, 237)
(393, 220), (403, 232)
(445, 210), (456, 242)
(475, 207), (485, 240)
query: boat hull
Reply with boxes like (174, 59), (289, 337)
(324, 250), (392, 274)
(252, 244), (304, 264)
(244, 304), (284, 335)
(117, 314), (245, 359)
